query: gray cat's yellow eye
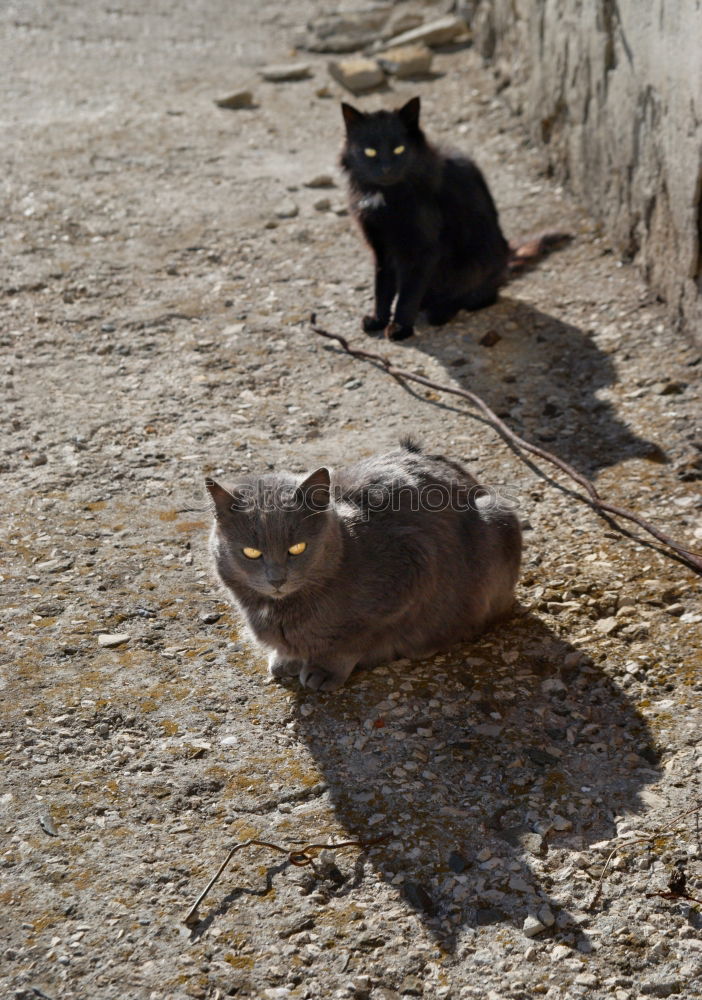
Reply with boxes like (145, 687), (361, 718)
(364, 147), (377, 157)
(393, 145), (406, 155)
(288, 542), (307, 556)
(242, 547), (262, 559)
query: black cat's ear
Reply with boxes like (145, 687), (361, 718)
(297, 467), (331, 511)
(206, 479), (249, 517)
(341, 102), (364, 130)
(398, 96), (421, 130)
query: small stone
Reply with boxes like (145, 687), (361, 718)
(305, 174), (335, 188)
(260, 63), (313, 83)
(399, 976), (423, 996)
(664, 603), (685, 616)
(384, 15), (468, 49)
(639, 980), (682, 998)
(278, 915), (315, 939)
(199, 612), (221, 624)
(274, 200), (299, 219)
(220, 736), (238, 747)
(476, 848), (492, 862)
(100, 322), (116, 332)
(551, 944), (571, 961)
(551, 815), (572, 832)
(98, 633), (130, 648)
(301, 8), (392, 54)
(343, 378), (362, 390)
(523, 915), (546, 937)
(479, 329), (501, 347)
(574, 973), (599, 987)
(214, 90), (255, 110)
(658, 380), (686, 395)
(95, 722), (110, 737)
(328, 57), (385, 94)
(377, 44), (433, 78)
(314, 197), (331, 211)
(35, 557), (73, 574)
(537, 904), (555, 927)
(595, 616), (619, 635)
(448, 850), (468, 874)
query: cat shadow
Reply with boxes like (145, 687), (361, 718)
(289, 610), (660, 951)
(406, 296), (664, 477)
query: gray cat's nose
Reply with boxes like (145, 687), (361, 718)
(266, 570), (287, 589)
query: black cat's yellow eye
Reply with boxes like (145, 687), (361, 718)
(242, 547), (262, 559)
(364, 147), (377, 157)
(393, 145), (406, 155)
(288, 542), (307, 556)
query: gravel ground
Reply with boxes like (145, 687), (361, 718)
(1, 3), (701, 999)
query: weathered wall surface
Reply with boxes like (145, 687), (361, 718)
(470, 0), (702, 341)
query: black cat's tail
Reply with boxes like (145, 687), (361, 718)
(507, 231), (571, 274)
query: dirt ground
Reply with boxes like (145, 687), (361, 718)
(1, 2), (701, 999)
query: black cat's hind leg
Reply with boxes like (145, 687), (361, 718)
(424, 297), (462, 326)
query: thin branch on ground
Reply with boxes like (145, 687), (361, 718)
(183, 836), (385, 925)
(586, 800), (702, 911)
(309, 316), (702, 574)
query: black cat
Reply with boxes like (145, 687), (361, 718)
(341, 96), (512, 341)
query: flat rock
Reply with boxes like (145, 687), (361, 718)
(328, 57), (385, 94)
(304, 173), (335, 188)
(300, 7), (392, 53)
(274, 200), (299, 219)
(384, 15), (467, 50)
(260, 62), (313, 82)
(377, 44), (433, 78)
(98, 633), (131, 648)
(214, 90), (255, 109)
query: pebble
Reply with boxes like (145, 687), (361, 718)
(328, 57), (385, 94)
(639, 981), (682, 998)
(551, 944), (571, 961)
(537, 905), (555, 927)
(305, 174), (335, 188)
(377, 44), (433, 78)
(214, 90), (255, 109)
(595, 616), (619, 635)
(300, 9), (391, 53)
(523, 915), (546, 937)
(314, 197), (331, 211)
(35, 557), (73, 574)
(199, 612), (221, 624)
(574, 973), (599, 987)
(274, 200), (299, 219)
(384, 15), (468, 50)
(260, 63), (313, 82)
(98, 633), (130, 648)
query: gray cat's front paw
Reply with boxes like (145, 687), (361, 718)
(299, 660), (356, 693)
(268, 653), (304, 680)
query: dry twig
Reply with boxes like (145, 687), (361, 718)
(183, 836), (385, 925)
(309, 317), (702, 574)
(586, 801), (702, 911)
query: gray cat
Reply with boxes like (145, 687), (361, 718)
(207, 440), (521, 692)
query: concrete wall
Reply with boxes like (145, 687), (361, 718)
(469, 0), (702, 341)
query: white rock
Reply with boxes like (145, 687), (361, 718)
(551, 944), (571, 960)
(523, 915), (546, 937)
(377, 44), (433, 78)
(327, 57), (385, 94)
(98, 633), (130, 648)
(260, 63), (313, 82)
(384, 15), (467, 50)
(274, 200), (299, 219)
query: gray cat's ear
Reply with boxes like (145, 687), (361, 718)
(297, 467), (331, 511)
(206, 478), (247, 518)
(398, 96), (420, 129)
(341, 102), (363, 130)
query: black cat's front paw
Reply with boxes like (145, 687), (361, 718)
(385, 322), (414, 341)
(362, 314), (387, 335)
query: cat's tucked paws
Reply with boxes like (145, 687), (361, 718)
(268, 653), (304, 680)
(385, 322), (414, 341)
(300, 662), (355, 693)
(362, 315), (387, 335)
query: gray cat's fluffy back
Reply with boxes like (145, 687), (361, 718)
(207, 440), (521, 692)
